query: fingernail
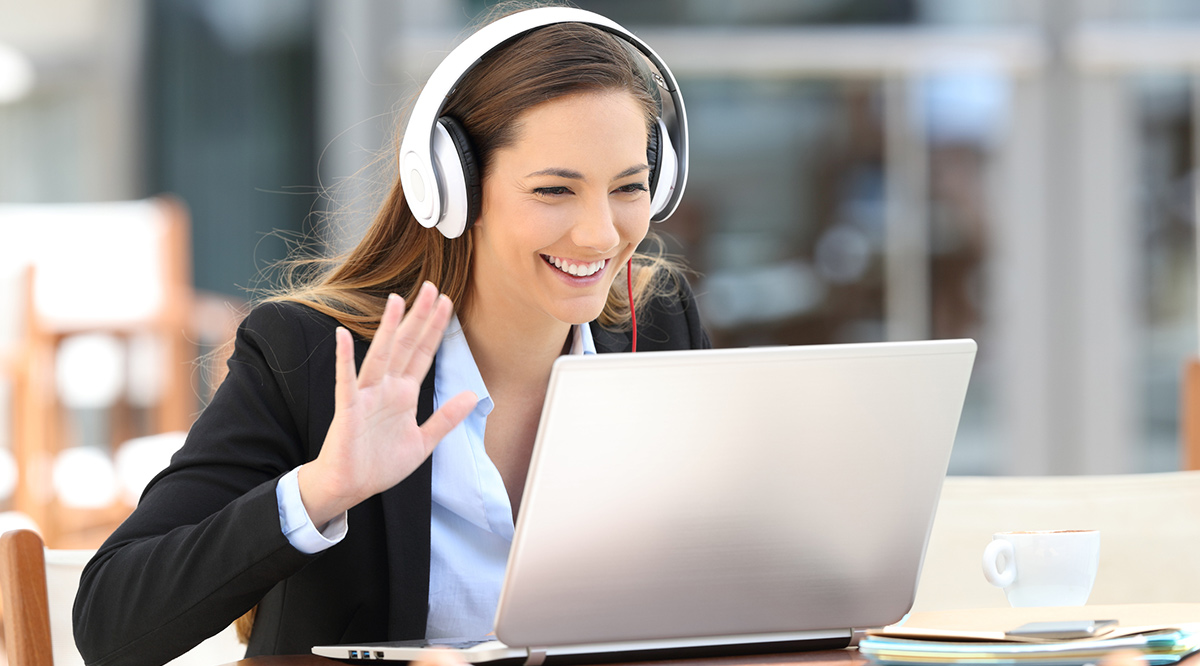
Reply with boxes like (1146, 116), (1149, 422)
(437, 294), (451, 304)
(422, 281), (436, 293)
(387, 293), (399, 302)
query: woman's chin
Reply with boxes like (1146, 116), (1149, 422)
(546, 296), (610, 327)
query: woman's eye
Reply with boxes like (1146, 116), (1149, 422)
(615, 183), (649, 194)
(534, 186), (571, 197)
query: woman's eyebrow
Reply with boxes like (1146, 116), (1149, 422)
(526, 167), (584, 179)
(524, 164), (649, 180)
(614, 164), (649, 179)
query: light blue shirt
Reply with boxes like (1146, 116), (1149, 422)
(276, 315), (595, 638)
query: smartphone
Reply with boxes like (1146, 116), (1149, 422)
(1005, 619), (1118, 640)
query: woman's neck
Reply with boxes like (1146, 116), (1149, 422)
(459, 303), (572, 394)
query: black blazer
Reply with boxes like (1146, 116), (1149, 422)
(73, 280), (709, 666)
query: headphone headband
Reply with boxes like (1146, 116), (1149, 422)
(399, 7), (689, 238)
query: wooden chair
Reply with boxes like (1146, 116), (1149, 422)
(0, 529), (245, 666)
(0, 197), (197, 547)
(912, 470), (1200, 611)
(0, 529), (95, 666)
(1182, 358), (1200, 470)
(0, 529), (52, 666)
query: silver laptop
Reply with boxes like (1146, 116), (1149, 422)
(314, 339), (977, 664)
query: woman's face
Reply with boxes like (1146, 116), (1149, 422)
(469, 90), (652, 329)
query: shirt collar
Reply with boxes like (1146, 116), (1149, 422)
(437, 318), (596, 411)
(437, 314), (493, 417)
(574, 321), (597, 356)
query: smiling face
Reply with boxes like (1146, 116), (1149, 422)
(466, 90), (652, 330)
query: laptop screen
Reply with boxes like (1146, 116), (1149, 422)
(497, 340), (976, 648)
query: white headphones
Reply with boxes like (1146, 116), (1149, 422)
(398, 7), (689, 239)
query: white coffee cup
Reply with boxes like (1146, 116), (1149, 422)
(981, 530), (1100, 607)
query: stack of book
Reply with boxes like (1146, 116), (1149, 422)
(860, 604), (1200, 666)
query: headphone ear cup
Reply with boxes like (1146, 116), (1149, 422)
(430, 116), (482, 238)
(648, 117), (677, 219)
(646, 119), (662, 198)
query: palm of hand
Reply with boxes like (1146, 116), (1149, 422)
(299, 285), (477, 524)
(323, 372), (430, 501)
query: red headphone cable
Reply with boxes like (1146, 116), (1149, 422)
(626, 258), (637, 353)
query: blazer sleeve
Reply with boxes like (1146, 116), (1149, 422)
(73, 302), (334, 666)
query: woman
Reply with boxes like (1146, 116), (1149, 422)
(73, 5), (709, 664)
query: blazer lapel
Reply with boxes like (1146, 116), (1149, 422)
(382, 356), (436, 639)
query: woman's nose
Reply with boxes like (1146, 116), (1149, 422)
(572, 195), (621, 252)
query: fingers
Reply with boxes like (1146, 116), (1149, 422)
(359, 283), (445, 388)
(394, 293), (453, 382)
(421, 390), (478, 454)
(385, 283), (450, 381)
(358, 293), (406, 387)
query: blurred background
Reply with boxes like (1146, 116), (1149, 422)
(3, 0), (1200, 547)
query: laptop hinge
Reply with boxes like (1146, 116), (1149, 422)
(849, 628), (873, 647)
(524, 648), (548, 666)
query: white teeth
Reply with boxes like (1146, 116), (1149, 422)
(547, 256), (606, 277)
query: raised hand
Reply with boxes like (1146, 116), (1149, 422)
(297, 283), (477, 526)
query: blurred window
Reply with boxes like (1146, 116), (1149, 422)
(145, 0), (318, 297)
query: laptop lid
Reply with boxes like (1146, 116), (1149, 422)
(312, 339), (976, 662)
(495, 339), (976, 649)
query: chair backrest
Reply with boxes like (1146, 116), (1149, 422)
(0, 198), (196, 547)
(0, 529), (52, 666)
(0, 199), (190, 330)
(0, 529), (245, 666)
(913, 471), (1200, 611)
(43, 547), (93, 666)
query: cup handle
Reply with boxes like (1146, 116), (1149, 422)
(982, 539), (1016, 588)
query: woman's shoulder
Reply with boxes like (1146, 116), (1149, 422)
(241, 299), (341, 335)
(235, 299), (344, 366)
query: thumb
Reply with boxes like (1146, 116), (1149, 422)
(420, 391), (478, 453)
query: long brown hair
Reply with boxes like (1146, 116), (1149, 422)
(265, 5), (685, 339)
